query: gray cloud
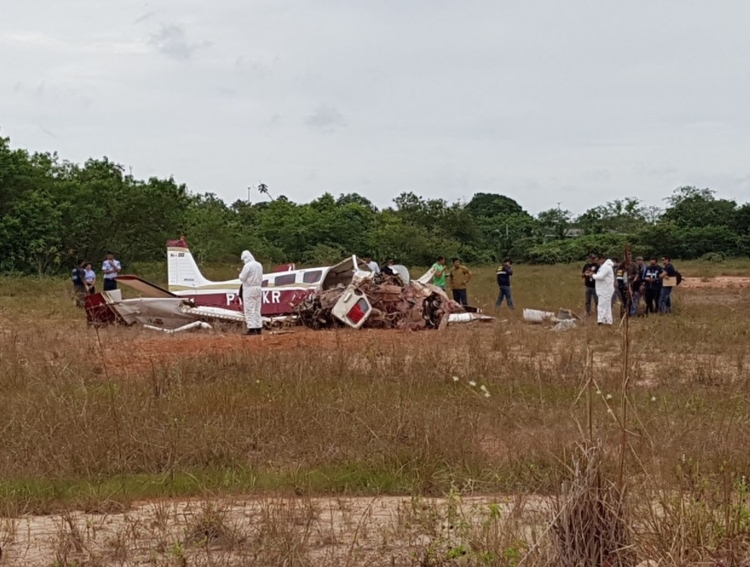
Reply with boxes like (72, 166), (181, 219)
(149, 24), (208, 61)
(305, 104), (346, 133)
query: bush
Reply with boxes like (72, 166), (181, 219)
(700, 252), (726, 263)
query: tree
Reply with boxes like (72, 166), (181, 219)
(465, 192), (525, 218)
(577, 198), (648, 235)
(536, 208), (573, 241)
(663, 186), (737, 229)
(336, 192), (377, 212)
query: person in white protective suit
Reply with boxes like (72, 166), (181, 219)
(591, 254), (615, 325)
(239, 250), (263, 335)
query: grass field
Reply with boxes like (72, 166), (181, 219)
(1, 260), (749, 565)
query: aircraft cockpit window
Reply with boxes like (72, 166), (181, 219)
(302, 270), (322, 284)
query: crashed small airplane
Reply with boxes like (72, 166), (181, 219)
(84, 238), (492, 332)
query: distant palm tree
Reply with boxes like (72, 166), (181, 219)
(257, 183), (274, 201)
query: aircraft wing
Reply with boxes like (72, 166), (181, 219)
(115, 275), (177, 298)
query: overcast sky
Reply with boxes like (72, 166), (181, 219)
(2, 0), (749, 214)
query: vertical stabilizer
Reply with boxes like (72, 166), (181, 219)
(167, 237), (211, 291)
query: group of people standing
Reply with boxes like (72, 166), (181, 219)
(71, 252), (122, 307)
(582, 253), (681, 325)
(429, 256), (514, 310)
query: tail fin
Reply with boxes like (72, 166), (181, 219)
(167, 237), (211, 291)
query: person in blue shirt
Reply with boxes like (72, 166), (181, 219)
(495, 259), (514, 310)
(84, 263), (97, 294)
(102, 252), (121, 291)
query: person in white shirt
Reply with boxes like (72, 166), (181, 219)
(589, 254), (615, 325)
(102, 252), (121, 291)
(239, 250), (264, 335)
(363, 254), (380, 274)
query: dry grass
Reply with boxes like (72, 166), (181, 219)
(1, 261), (750, 565)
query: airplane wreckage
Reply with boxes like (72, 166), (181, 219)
(84, 238), (493, 333)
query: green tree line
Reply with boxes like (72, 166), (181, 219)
(2, 135), (749, 274)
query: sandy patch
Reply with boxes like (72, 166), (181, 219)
(681, 276), (750, 289)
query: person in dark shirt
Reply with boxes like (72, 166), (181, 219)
(495, 259), (514, 310)
(630, 256), (646, 316)
(71, 259), (87, 308)
(616, 252), (640, 318)
(581, 254), (598, 316)
(642, 258), (663, 314)
(615, 261), (629, 317)
(381, 258), (395, 276)
(659, 256), (679, 313)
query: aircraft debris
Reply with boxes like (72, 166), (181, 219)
(523, 307), (581, 330)
(293, 275), (492, 330)
(143, 321), (213, 334)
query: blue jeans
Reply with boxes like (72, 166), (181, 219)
(495, 286), (514, 309)
(659, 287), (673, 313)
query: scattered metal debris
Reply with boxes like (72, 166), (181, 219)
(553, 320), (577, 332)
(524, 307), (581, 330)
(143, 321), (213, 334)
(293, 274), (492, 330)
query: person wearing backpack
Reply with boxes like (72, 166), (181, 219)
(658, 256), (682, 314)
(71, 259), (87, 308)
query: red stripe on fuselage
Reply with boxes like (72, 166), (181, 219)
(177, 288), (312, 316)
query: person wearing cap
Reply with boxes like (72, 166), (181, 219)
(495, 259), (514, 310)
(581, 254), (598, 317)
(629, 256), (646, 316)
(71, 259), (87, 308)
(642, 258), (663, 314)
(102, 251), (122, 291)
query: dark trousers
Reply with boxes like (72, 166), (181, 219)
(584, 287), (597, 315)
(452, 289), (468, 305)
(495, 286), (514, 309)
(103, 278), (117, 291)
(645, 288), (659, 314)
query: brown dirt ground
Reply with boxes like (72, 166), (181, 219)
(681, 276), (750, 289)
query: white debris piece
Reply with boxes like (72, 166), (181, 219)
(143, 321), (212, 334)
(553, 320), (577, 332)
(523, 308), (556, 323)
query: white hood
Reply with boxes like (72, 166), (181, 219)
(241, 250), (255, 264)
